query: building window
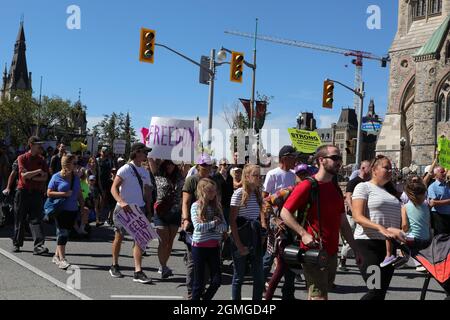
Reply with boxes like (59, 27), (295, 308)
(413, 0), (426, 19)
(446, 95), (450, 121)
(429, 0), (442, 15)
(438, 94), (445, 122)
(326, 133), (330, 140)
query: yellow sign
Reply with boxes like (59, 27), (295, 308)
(288, 129), (322, 154)
(438, 136), (450, 169)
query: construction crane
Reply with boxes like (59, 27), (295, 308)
(224, 30), (389, 115)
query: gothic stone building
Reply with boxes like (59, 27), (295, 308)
(1, 22), (32, 102)
(376, 0), (450, 169)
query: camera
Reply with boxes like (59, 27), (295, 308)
(283, 245), (328, 270)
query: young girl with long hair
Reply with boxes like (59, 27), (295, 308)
(229, 164), (265, 300)
(190, 178), (227, 300)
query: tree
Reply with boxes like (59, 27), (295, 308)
(0, 90), (81, 147)
(93, 112), (137, 157)
(120, 112), (137, 158)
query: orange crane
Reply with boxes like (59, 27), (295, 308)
(224, 30), (389, 114)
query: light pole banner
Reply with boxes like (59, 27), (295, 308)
(147, 117), (199, 162)
(288, 128), (322, 154)
(438, 136), (450, 169)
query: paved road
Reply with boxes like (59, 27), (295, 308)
(0, 223), (447, 300)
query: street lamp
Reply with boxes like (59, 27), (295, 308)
(400, 136), (407, 169)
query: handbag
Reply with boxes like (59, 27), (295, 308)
(44, 173), (75, 220)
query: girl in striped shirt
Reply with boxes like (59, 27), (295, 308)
(190, 178), (228, 300)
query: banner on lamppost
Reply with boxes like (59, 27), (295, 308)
(239, 99), (251, 122)
(288, 128), (322, 154)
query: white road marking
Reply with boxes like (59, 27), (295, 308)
(111, 295), (185, 299)
(0, 247), (92, 300)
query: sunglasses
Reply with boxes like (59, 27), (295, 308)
(322, 155), (342, 162)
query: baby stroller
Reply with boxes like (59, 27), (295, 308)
(407, 234), (450, 300)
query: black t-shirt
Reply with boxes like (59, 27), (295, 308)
(345, 176), (365, 194)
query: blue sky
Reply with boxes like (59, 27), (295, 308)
(0, 0), (397, 159)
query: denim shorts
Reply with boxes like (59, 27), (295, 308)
(153, 211), (181, 229)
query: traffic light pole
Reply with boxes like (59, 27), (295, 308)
(155, 43), (228, 150)
(207, 49), (215, 149)
(327, 78), (365, 167)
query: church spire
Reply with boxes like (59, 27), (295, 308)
(8, 21), (32, 93)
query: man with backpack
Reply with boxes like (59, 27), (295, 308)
(280, 145), (361, 300)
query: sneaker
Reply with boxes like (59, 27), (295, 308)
(393, 256), (409, 269)
(133, 271), (152, 284)
(338, 259), (349, 271)
(109, 265), (123, 278)
(161, 266), (173, 279)
(380, 255), (401, 267)
(58, 259), (71, 270)
(33, 246), (49, 256)
(11, 245), (20, 253)
(416, 266), (427, 272)
(52, 255), (60, 264)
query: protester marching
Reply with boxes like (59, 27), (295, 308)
(1, 123), (450, 301)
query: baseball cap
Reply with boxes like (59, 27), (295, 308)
(28, 136), (44, 145)
(293, 164), (318, 175)
(279, 145), (299, 158)
(88, 175), (96, 181)
(131, 142), (152, 153)
(117, 157), (125, 162)
(196, 153), (212, 166)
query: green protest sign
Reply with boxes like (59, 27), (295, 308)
(439, 137), (450, 170)
(288, 128), (322, 154)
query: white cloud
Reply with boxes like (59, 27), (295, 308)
(86, 116), (104, 129)
(318, 115), (337, 129)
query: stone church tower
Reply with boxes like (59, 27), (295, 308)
(376, 0), (450, 169)
(1, 22), (32, 102)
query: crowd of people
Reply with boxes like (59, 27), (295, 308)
(1, 134), (449, 300)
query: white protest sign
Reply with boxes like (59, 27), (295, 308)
(147, 117), (199, 162)
(114, 205), (159, 251)
(113, 139), (126, 155)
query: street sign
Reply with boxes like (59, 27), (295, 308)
(113, 139), (126, 155)
(361, 122), (381, 132)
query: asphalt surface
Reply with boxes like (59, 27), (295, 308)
(0, 222), (448, 300)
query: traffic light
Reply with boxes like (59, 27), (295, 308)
(322, 80), (334, 109)
(139, 28), (156, 63)
(230, 51), (244, 83)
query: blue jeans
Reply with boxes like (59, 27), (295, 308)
(231, 246), (264, 300)
(191, 245), (221, 300)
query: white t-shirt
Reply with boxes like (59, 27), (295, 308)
(230, 188), (261, 221)
(186, 166), (198, 178)
(117, 162), (152, 207)
(263, 167), (297, 195)
(352, 182), (402, 240)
